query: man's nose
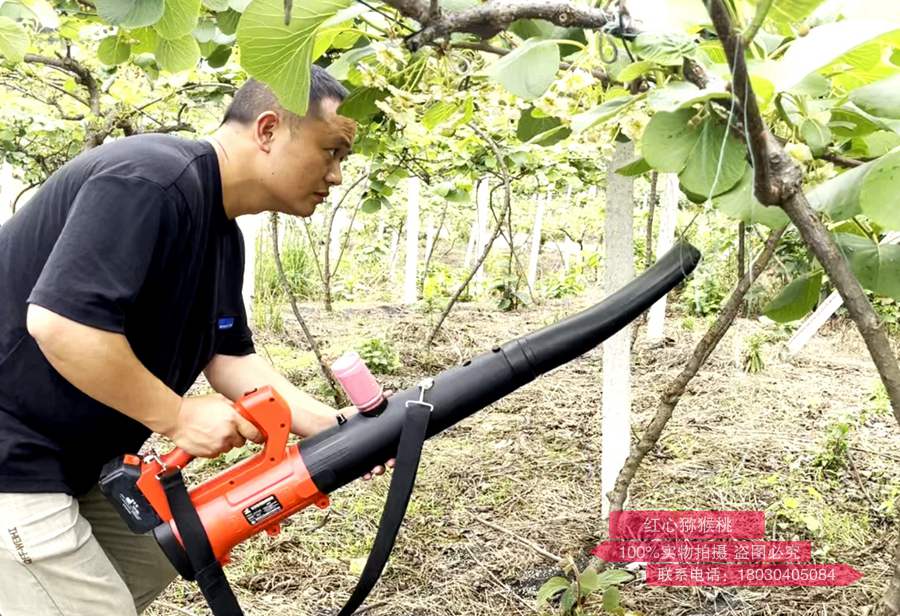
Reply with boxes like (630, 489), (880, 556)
(326, 162), (342, 186)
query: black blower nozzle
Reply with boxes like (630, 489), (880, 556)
(301, 240), (701, 494)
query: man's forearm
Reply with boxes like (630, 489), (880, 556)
(26, 304), (181, 434)
(203, 352), (339, 437)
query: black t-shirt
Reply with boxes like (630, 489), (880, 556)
(0, 134), (255, 496)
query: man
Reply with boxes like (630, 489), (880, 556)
(0, 67), (389, 614)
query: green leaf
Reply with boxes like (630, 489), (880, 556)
(203, 0), (230, 9)
(133, 52), (159, 79)
(445, 187), (471, 203)
(678, 115), (748, 198)
(847, 131), (900, 160)
(616, 60), (656, 83)
(0, 16), (29, 63)
(615, 157), (651, 177)
(834, 232), (900, 299)
(129, 27), (159, 54)
(422, 100), (458, 130)
(360, 196), (385, 213)
(860, 149), (900, 230)
(789, 72), (831, 98)
(807, 159), (875, 220)
(595, 569), (634, 586)
(327, 45), (374, 80)
(230, 0), (253, 10)
(337, 87), (387, 123)
(193, 19), (217, 42)
(508, 18), (585, 55)
(631, 31), (697, 66)
(767, 0), (826, 36)
(641, 108), (701, 173)
(155, 34), (201, 72)
(774, 21), (900, 91)
(97, 36), (132, 65)
(517, 107), (570, 145)
(646, 81), (730, 112)
(800, 118), (831, 156)
(603, 586), (621, 611)
(154, 0), (201, 39)
(440, 0), (478, 9)
(238, 0), (351, 116)
(206, 44), (232, 68)
(59, 17), (81, 40)
(713, 168), (790, 229)
(487, 38), (560, 100)
(536, 576), (569, 604)
(850, 74), (900, 120)
(764, 271), (823, 322)
(560, 587), (576, 613)
(96, 0), (165, 28)
(829, 106), (886, 139)
(22, 0), (59, 29)
(216, 9), (241, 34)
(571, 95), (635, 132)
(578, 567), (602, 594)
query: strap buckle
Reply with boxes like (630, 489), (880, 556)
(143, 452), (171, 480)
(405, 378), (434, 413)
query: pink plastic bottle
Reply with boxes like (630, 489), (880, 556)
(331, 351), (387, 415)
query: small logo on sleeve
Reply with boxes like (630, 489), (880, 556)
(217, 317), (235, 330)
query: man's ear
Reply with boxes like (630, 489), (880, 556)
(254, 111), (280, 153)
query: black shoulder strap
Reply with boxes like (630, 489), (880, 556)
(336, 395), (432, 616)
(161, 470), (244, 616)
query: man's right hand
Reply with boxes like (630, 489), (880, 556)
(163, 394), (264, 458)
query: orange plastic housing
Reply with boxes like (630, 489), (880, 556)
(136, 386), (330, 564)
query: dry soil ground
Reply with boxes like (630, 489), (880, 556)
(146, 291), (899, 616)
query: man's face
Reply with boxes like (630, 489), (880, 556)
(262, 97), (356, 217)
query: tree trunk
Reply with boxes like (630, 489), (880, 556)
(601, 140), (635, 520)
(527, 192), (546, 291)
(608, 226), (785, 512)
(646, 174), (679, 344)
(703, 6), (900, 609)
(322, 198), (337, 312)
(387, 225), (401, 283)
(403, 176), (420, 304)
(463, 212), (476, 269)
(422, 199), (450, 288)
(644, 171), (659, 271)
(423, 219), (435, 277)
(473, 177), (490, 290)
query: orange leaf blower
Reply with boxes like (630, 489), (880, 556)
(100, 241), (701, 614)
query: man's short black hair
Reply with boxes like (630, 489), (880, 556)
(222, 66), (348, 125)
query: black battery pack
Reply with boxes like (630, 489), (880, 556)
(99, 457), (163, 534)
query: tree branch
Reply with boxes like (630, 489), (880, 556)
(270, 213), (345, 407)
(705, 0), (803, 205)
(24, 53), (100, 116)
(742, 0), (773, 46)
(426, 125), (512, 347)
(608, 225), (785, 512)
(383, 0), (615, 50)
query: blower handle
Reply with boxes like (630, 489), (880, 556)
(156, 386), (291, 473)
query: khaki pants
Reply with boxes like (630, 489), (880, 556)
(0, 485), (178, 615)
